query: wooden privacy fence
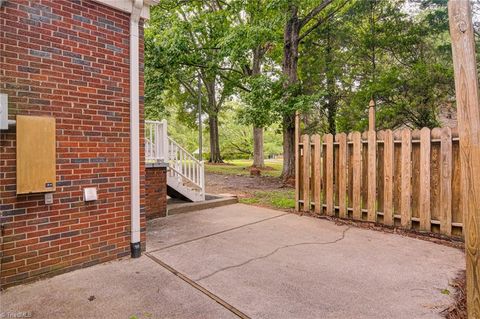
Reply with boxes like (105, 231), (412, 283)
(296, 127), (463, 237)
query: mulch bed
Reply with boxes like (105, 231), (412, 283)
(441, 270), (467, 319)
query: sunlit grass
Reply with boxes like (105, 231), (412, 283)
(205, 159), (283, 177)
(239, 190), (295, 210)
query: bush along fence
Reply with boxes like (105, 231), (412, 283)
(295, 126), (463, 237)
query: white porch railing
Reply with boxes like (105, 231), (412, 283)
(167, 137), (205, 192)
(146, 120), (168, 162)
(145, 120), (205, 201)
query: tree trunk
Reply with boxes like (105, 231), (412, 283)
(208, 114), (222, 163)
(325, 24), (337, 134)
(281, 5), (300, 182)
(204, 78), (223, 163)
(253, 126), (264, 168)
(251, 46), (265, 168)
(282, 113), (296, 184)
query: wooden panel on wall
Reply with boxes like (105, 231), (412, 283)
(16, 115), (56, 194)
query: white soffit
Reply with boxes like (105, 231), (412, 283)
(92, 0), (158, 19)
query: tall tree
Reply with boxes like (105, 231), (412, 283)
(220, 0), (281, 168)
(280, 0), (348, 182)
(146, 1), (239, 163)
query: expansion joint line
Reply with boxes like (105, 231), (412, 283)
(147, 213), (290, 254)
(145, 253), (251, 319)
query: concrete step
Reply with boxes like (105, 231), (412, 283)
(167, 195), (238, 216)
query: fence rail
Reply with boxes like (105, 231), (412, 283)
(296, 127), (463, 236)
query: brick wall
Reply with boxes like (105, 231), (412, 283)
(145, 165), (167, 219)
(0, 0), (146, 288)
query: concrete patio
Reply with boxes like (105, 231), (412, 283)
(1, 204), (465, 319)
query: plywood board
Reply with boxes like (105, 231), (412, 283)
(16, 115), (56, 194)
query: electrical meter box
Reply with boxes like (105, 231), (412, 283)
(16, 115), (56, 194)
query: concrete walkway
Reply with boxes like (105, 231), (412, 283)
(1, 204), (465, 319)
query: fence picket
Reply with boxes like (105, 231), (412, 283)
(401, 128), (412, 228)
(338, 133), (348, 218)
(367, 130), (377, 222)
(383, 130), (394, 226)
(440, 127), (452, 235)
(303, 135), (311, 212)
(419, 127), (431, 231)
(295, 126), (461, 237)
(313, 135), (322, 214)
(352, 132), (362, 220)
(325, 134), (334, 216)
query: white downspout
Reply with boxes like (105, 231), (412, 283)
(130, 0), (143, 258)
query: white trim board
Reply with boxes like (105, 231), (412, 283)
(92, 0), (158, 19)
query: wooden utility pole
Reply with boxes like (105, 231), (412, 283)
(448, 1), (480, 317)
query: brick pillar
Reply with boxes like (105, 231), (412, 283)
(145, 164), (168, 219)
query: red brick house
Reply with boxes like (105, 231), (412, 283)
(0, 0), (159, 288)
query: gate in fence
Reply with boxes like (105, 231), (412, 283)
(296, 127), (463, 237)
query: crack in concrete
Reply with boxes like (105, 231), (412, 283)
(147, 213), (290, 254)
(194, 226), (351, 282)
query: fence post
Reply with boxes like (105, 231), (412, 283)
(448, 1), (480, 317)
(369, 99), (376, 132)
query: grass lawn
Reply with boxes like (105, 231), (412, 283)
(205, 158), (294, 211)
(205, 159), (283, 177)
(239, 189), (296, 210)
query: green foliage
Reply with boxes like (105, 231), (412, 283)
(145, 0), (480, 164)
(300, 0), (456, 133)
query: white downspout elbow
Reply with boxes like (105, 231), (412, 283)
(130, 0), (143, 258)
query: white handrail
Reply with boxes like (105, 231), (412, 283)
(145, 120), (204, 197)
(168, 137), (204, 191)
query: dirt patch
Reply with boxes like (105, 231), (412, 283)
(205, 172), (287, 197)
(442, 270), (466, 319)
